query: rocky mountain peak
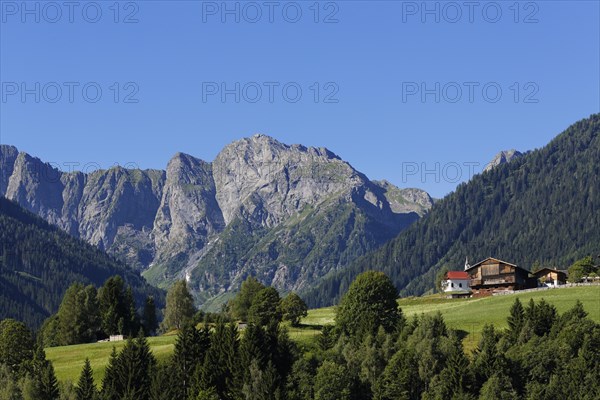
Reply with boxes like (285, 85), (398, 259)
(484, 149), (524, 172)
(1, 136), (433, 306)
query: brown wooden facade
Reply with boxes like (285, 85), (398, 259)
(466, 257), (536, 295)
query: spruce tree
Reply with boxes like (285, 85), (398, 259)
(470, 324), (509, 392)
(31, 346), (59, 400)
(506, 298), (525, 341)
(242, 360), (281, 400)
(199, 321), (239, 400)
(100, 347), (119, 400)
(143, 297), (158, 336)
(114, 332), (156, 400)
(98, 276), (132, 337)
(240, 324), (267, 375)
(172, 323), (210, 399)
(125, 287), (140, 336)
(149, 363), (178, 400)
(0, 319), (34, 375)
(76, 358), (97, 400)
(375, 346), (422, 400)
(478, 373), (518, 400)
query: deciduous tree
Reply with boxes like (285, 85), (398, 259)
(248, 287), (282, 326)
(280, 293), (308, 327)
(336, 271), (401, 340)
(162, 281), (196, 331)
(229, 277), (265, 322)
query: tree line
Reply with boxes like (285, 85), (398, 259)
(39, 276), (158, 347)
(1, 270), (599, 399)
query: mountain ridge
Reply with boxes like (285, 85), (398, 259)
(0, 135), (433, 306)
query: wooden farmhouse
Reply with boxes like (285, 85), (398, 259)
(465, 257), (537, 295)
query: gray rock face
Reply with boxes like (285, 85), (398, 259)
(0, 136), (433, 305)
(484, 149), (524, 172)
(6, 152), (66, 229)
(214, 134), (368, 226)
(0, 145), (19, 197)
(152, 152), (224, 277)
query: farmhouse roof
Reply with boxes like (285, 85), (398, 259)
(465, 257), (527, 272)
(446, 271), (470, 280)
(534, 268), (567, 276)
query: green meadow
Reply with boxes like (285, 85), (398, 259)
(46, 285), (599, 383)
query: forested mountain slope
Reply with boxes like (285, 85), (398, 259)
(303, 114), (600, 307)
(0, 197), (163, 328)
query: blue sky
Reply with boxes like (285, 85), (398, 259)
(1, 0), (598, 198)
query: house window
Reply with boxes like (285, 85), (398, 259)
(459, 283), (463, 288)
(451, 283), (455, 288)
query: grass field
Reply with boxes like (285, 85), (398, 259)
(398, 285), (600, 350)
(46, 285), (600, 384)
(46, 334), (177, 385)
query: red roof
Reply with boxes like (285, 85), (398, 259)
(446, 271), (469, 280)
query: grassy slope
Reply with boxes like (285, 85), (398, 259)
(398, 286), (600, 351)
(47, 335), (177, 385)
(47, 286), (599, 383)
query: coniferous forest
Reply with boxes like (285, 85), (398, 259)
(303, 114), (600, 307)
(0, 196), (164, 328)
(1, 271), (600, 400)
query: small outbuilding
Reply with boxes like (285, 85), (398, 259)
(443, 271), (471, 295)
(534, 268), (567, 287)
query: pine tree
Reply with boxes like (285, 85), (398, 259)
(76, 358), (97, 400)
